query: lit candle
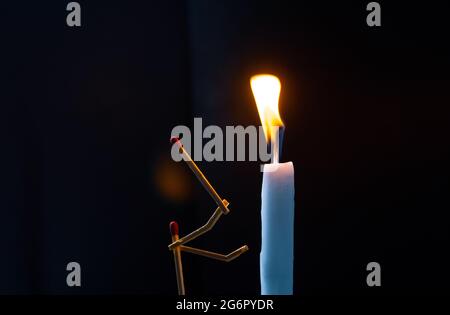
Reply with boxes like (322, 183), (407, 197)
(251, 74), (295, 295)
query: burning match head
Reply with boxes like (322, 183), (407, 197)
(169, 221), (179, 236)
(170, 136), (180, 144)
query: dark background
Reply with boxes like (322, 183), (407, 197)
(1, 0), (449, 295)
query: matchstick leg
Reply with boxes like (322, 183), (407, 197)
(170, 221), (185, 295)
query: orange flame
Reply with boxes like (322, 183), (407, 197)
(250, 74), (283, 143)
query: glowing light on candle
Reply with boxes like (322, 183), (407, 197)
(251, 74), (283, 163)
(250, 74), (283, 142)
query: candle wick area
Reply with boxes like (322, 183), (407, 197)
(271, 127), (280, 164)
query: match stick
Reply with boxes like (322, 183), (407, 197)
(171, 137), (230, 214)
(168, 200), (229, 250)
(170, 221), (185, 295)
(180, 245), (249, 262)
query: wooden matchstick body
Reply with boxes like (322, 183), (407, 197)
(172, 138), (230, 214)
(180, 245), (249, 262)
(171, 230), (185, 295)
(169, 201), (248, 272)
(169, 200), (228, 250)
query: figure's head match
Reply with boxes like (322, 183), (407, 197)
(170, 221), (179, 236)
(170, 136), (180, 144)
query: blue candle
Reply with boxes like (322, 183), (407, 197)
(251, 74), (295, 295)
(260, 162), (295, 294)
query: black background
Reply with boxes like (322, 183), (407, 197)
(1, 0), (449, 295)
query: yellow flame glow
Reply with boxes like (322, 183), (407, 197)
(250, 74), (283, 143)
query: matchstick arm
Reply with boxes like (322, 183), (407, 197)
(171, 137), (230, 215)
(179, 245), (249, 262)
(168, 200), (229, 250)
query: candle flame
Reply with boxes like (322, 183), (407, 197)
(250, 74), (283, 143)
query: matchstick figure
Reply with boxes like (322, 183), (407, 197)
(168, 137), (248, 295)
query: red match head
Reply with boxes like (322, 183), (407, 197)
(169, 221), (179, 236)
(170, 136), (184, 154)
